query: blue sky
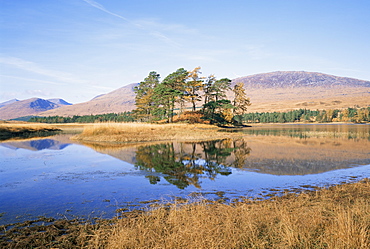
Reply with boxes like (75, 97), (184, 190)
(1, 0), (369, 104)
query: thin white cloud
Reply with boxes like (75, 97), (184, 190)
(82, 0), (180, 47)
(0, 74), (62, 85)
(0, 57), (87, 85)
(82, 0), (135, 25)
(25, 89), (52, 97)
(149, 31), (181, 48)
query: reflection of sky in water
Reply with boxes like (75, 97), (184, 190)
(1, 125), (370, 225)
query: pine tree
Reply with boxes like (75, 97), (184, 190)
(212, 78), (232, 101)
(233, 82), (251, 124)
(185, 67), (204, 111)
(156, 68), (188, 122)
(203, 74), (216, 105)
(134, 71), (160, 122)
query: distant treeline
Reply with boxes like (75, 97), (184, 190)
(29, 107), (369, 124)
(241, 107), (370, 123)
(29, 112), (134, 123)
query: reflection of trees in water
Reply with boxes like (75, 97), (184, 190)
(233, 139), (252, 168)
(135, 139), (251, 189)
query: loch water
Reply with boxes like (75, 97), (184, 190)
(1, 124), (369, 225)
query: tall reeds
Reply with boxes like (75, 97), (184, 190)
(92, 179), (370, 249)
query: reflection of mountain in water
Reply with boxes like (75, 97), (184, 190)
(1, 139), (71, 151)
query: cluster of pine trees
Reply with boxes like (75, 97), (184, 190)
(242, 107), (370, 123)
(29, 112), (134, 123)
(133, 67), (251, 125)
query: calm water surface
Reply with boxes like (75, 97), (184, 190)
(1, 124), (369, 225)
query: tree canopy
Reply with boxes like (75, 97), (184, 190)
(133, 67), (252, 125)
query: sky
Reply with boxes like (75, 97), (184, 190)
(1, 0), (369, 104)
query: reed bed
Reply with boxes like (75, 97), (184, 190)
(72, 123), (237, 142)
(1, 179), (369, 248)
(91, 179), (370, 249)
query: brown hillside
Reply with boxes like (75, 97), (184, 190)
(33, 72), (370, 117)
(232, 71), (370, 88)
(39, 83), (136, 117)
(231, 71), (370, 112)
(0, 98), (62, 120)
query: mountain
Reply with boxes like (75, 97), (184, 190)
(41, 71), (370, 116)
(39, 83), (136, 117)
(231, 71), (370, 112)
(0, 99), (19, 108)
(232, 71), (370, 88)
(0, 98), (71, 120)
(5, 71), (370, 119)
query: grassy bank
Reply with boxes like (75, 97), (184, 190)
(1, 179), (369, 248)
(0, 122), (61, 140)
(72, 123), (242, 143)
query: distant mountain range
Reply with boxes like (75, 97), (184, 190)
(0, 98), (72, 120)
(0, 99), (19, 108)
(38, 83), (136, 117)
(0, 71), (369, 120)
(233, 71), (370, 88)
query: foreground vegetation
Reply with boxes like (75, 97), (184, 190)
(1, 179), (369, 248)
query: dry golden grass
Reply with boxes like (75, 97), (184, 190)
(72, 122), (241, 143)
(90, 179), (370, 249)
(0, 122), (60, 132)
(1, 179), (369, 248)
(0, 122), (61, 140)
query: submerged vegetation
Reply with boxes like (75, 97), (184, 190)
(1, 179), (369, 248)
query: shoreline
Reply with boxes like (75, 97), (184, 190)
(71, 122), (369, 143)
(71, 123), (246, 143)
(1, 178), (369, 248)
